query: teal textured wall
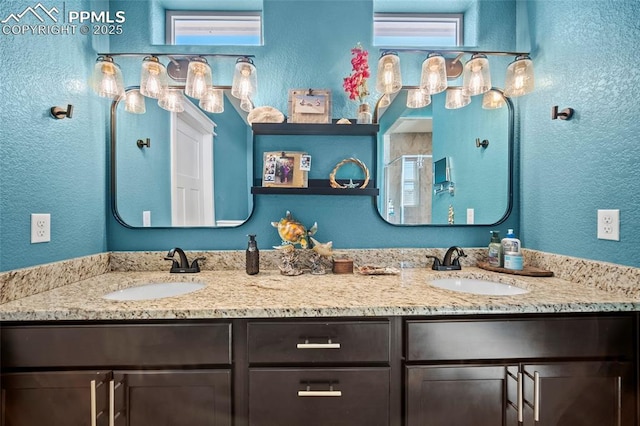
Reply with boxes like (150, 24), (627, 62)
(520, 0), (640, 267)
(0, 0), (109, 271)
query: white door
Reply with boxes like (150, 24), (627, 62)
(171, 97), (215, 226)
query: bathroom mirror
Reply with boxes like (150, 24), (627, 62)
(111, 87), (253, 228)
(377, 87), (512, 225)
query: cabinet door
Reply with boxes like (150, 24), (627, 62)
(113, 370), (231, 426)
(249, 368), (389, 426)
(522, 361), (636, 426)
(406, 365), (519, 426)
(1, 371), (111, 426)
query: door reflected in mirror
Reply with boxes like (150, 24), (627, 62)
(112, 88), (253, 228)
(377, 88), (512, 225)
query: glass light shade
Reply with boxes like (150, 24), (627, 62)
(199, 88), (225, 113)
(420, 53), (447, 95)
(125, 90), (146, 114)
(445, 87), (471, 109)
(231, 58), (257, 100)
(377, 93), (391, 109)
(240, 97), (254, 112)
(504, 55), (534, 97)
(462, 53), (491, 96)
(140, 56), (168, 99)
(482, 90), (506, 109)
(185, 57), (212, 99)
(375, 52), (402, 95)
(158, 89), (185, 113)
(90, 56), (125, 99)
(406, 89), (431, 109)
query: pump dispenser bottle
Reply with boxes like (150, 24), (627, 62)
(246, 234), (259, 275)
(488, 231), (503, 267)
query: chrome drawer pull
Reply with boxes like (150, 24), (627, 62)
(296, 338), (340, 349)
(298, 385), (342, 397)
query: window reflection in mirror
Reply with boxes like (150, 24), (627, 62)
(377, 88), (512, 226)
(112, 88), (253, 228)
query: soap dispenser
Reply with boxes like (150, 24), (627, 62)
(488, 231), (503, 267)
(246, 234), (259, 275)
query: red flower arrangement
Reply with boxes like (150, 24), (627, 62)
(343, 43), (370, 103)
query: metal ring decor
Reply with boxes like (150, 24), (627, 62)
(329, 157), (370, 189)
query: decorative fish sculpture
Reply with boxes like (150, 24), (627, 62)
(271, 211), (317, 248)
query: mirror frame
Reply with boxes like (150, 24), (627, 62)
(374, 86), (514, 227)
(110, 85), (254, 229)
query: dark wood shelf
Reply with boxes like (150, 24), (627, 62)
(252, 179), (378, 196)
(252, 122), (379, 136)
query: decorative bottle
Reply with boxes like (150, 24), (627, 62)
(246, 234), (259, 275)
(357, 102), (372, 124)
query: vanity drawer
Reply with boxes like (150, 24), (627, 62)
(247, 320), (390, 364)
(1, 322), (231, 367)
(406, 315), (635, 361)
(249, 368), (390, 426)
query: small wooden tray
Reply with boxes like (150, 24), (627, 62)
(477, 261), (554, 277)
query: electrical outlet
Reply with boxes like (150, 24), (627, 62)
(31, 213), (51, 243)
(597, 209), (619, 241)
(143, 210), (151, 227)
(466, 208), (474, 224)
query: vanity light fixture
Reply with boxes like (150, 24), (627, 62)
(375, 51), (402, 96)
(406, 88), (431, 108)
(140, 56), (169, 99)
(504, 54), (534, 97)
(199, 87), (225, 113)
(185, 56), (212, 100)
(462, 53), (491, 96)
(445, 87), (470, 109)
(124, 89), (146, 114)
(377, 49), (534, 107)
(90, 56), (125, 99)
(231, 57), (257, 110)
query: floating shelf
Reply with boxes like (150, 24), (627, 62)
(252, 179), (379, 196)
(252, 122), (379, 136)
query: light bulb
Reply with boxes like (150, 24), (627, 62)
(185, 57), (212, 100)
(140, 56), (168, 99)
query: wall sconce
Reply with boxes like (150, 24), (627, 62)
(50, 104), (73, 119)
(231, 57), (257, 111)
(462, 53), (491, 96)
(90, 56), (125, 99)
(185, 57), (212, 100)
(420, 53), (447, 95)
(504, 55), (534, 97)
(551, 106), (574, 120)
(375, 51), (402, 96)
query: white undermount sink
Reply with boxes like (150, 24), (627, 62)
(103, 282), (206, 301)
(429, 278), (529, 296)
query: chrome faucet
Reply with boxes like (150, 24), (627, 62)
(164, 248), (204, 273)
(426, 246), (467, 271)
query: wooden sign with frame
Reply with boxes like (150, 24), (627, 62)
(262, 151), (309, 188)
(287, 89), (332, 124)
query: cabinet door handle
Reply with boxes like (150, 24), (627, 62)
(90, 380), (97, 426)
(298, 384), (342, 397)
(517, 372), (524, 423)
(109, 380), (115, 426)
(533, 371), (540, 422)
(297, 338), (340, 349)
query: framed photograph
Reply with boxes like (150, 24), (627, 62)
(288, 89), (331, 123)
(262, 151), (309, 188)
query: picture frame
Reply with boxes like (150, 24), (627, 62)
(262, 151), (309, 188)
(287, 89), (332, 123)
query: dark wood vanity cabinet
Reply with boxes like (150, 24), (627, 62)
(245, 319), (399, 426)
(405, 315), (637, 426)
(0, 322), (232, 426)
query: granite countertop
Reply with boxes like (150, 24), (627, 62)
(1, 266), (639, 321)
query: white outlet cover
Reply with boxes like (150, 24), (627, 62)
(597, 209), (620, 241)
(31, 213), (51, 243)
